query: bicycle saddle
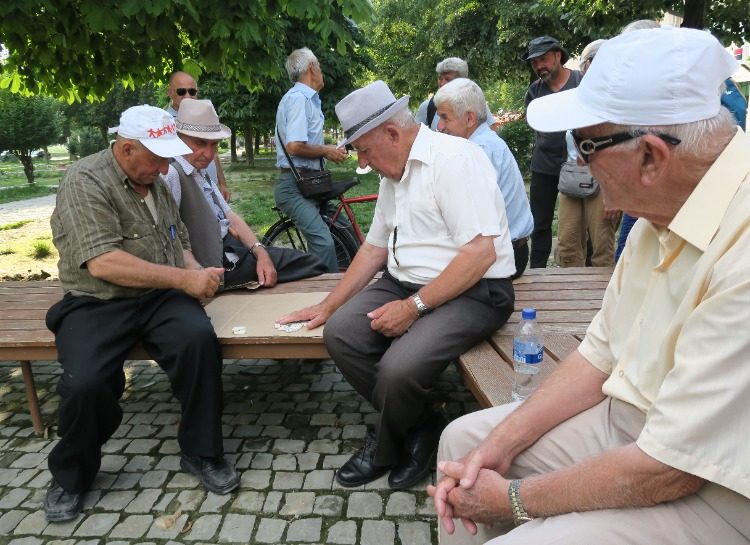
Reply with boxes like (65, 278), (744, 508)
(314, 177), (360, 201)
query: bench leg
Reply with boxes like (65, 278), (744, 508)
(20, 361), (45, 436)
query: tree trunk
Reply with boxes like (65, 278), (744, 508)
(230, 130), (238, 163)
(98, 126), (108, 146)
(681, 0), (707, 29)
(19, 153), (35, 184)
(255, 133), (260, 156)
(243, 121), (254, 166)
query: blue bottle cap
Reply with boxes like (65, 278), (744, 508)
(521, 308), (536, 320)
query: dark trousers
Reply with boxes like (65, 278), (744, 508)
(512, 239), (529, 279)
(222, 233), (327, 291)
(529, 171), (560, 268)
(324, 272), (514, 466)
(45, 289), (224, 494)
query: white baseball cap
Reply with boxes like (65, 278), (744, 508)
(108, 105), (191, 157)
(527, 27), (738, 132)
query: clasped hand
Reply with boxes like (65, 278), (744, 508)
(367, 299), (417, 337)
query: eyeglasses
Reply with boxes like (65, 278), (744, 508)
(175, 88), (198, 97)
(572, 130), (681, 164)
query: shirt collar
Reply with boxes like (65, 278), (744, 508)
(397, 124), (434, 182)
(469, 123), (493, 141)
(669, 128), (750, 251)
(293, 82), (317, 98)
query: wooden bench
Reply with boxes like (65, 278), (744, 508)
(0, 267), (612, 434)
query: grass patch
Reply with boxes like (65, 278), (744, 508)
(0, 219), (33, 231)
(30, 240), (53, 259)
(0, 247), (14, 255)
(0, 184), (56, 204)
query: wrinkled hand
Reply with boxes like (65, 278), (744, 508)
(254, 249), (278, 287)
(367, 299), (417, 337)
(324, 145), (348, 164)
(276, 302), (333, 330)
(444, 466), (509, 527)
(183, 267), (224, 299)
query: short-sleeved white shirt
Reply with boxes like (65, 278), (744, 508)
(366, 125), (515, 284)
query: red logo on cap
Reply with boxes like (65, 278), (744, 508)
(147, 123), (177, 138)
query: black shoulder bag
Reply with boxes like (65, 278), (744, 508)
(277, 131), (333, 198)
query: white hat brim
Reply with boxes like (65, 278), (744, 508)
(526, 88), (608, 133)
(338, 96), (411, 148)
(140, 136), (192, 158)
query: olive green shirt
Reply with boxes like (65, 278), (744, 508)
(51, 147), (191, 299)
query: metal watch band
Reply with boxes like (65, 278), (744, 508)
(251, 242), (265, 256)
(508, 479), (533, 526)
(411, 293), (430, 317)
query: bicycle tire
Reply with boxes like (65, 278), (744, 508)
(328, 223), (360, 271)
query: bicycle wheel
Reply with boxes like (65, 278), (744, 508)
(262, 218), (307, 252)
(328, 223), (360, 271)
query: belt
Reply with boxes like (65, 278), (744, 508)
(512, 236), (528, 249)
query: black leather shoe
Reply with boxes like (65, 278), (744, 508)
(44, 480), (83, 522)
(180, 454), (240, 495)
(336, 432), (390, 487)
(389, 414), (447, 490)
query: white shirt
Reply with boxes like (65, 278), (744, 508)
(366, 125), (515, 284)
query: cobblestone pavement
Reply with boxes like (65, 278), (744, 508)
(0, 357), (479, 544)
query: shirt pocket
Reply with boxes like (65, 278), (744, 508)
(121, 220), (159, 263)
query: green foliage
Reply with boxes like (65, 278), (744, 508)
(1, 0), (373, 100)
(499, 119), (534, 179)
(0, 90), (63, 184)
(68, 128), (108, 159)
(0, 220), (33, 231)
(0, 185), (56, 204)
(31, 240), (53, 259)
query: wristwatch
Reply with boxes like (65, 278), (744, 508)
(411, 293), (431, 317)
(508, 479), (533, 526)
(250, 242), (265, 256)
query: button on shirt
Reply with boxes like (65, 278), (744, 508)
(578, 129), (750, 531)
(470, 123), (534, 241)
(162, 156), (232, 238)
(275, 82), (325, 170)
(51, 148), (190, 299)
(366, 125), (516, 284)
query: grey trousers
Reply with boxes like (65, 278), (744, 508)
(438, 398), (748, 545)
(324, 272), (514, 465)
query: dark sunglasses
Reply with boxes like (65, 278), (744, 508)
(175, 87), (198, 97)
(572, 130), (681, 164)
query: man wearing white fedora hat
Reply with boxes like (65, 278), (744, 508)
(279, 80), (516, 490)
(163, 99), (327, 290)
(44, 105), (239, 523)
(430, 27), (750, 545)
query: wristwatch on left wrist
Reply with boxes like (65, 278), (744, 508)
(508, 479), (533, 526)
(411, 293), (431, 317)
(250, 241), (265, 256)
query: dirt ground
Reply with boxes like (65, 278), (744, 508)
(0, 217), (58, 281)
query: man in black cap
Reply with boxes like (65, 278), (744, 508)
(524, 36), (582, 268)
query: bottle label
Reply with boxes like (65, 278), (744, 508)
(513, 341), (543, 364)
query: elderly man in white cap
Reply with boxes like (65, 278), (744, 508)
(279, 80), (516, 490)
(45, 105), (239, 523)
(429, 27), (750, 545)
(162, 99), (326, 290)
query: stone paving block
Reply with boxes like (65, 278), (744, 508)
(0, 509), (28, 535)
(110, 472), (141, 489)
(153, 413), (180, 426)
(347, 492), (383, 518)
(10, 453), (46, 469)
(96, 490), (138, 511)
(233, 425), (262, 438)
(168, 472), (200, 489)
(307, 439), (339, 454)
(0, 488), (30, 509)
(398, 520), (432, 545)
(184, 513), (221, 541)
(15, 439), (47, 453)
(177, 489), (207, 512)
(341, 424), (367, 440)
(123, 439), (159, 454)
(90, 472), (116, 491)
(0, 468), (21, 483)
(243, 438), (272, 452)
(199, 492), (232, 513)
(272, 439), (305, 454)
(230, 490), (265, 512)
(146, 512), (189, 539)
(317, 426), (341, 440)
(47, 540), (77, 545)
(218, 513), (255, 542)
(100, 455), (127, 473)
(254, 517), (286, 543)
(303, 469), (334, 490)
(279, 492), (315, 515)
(124, 455), (154, 472)
(310, 413), (336, 426)
(158, 440), (181, 455)
(238, 465), (274, 491)
(416, 495), (437, 516)
(256, 413), (284, 426)
(81, 490), (102, 510)
(313, 495), (343, 517)
(125, 489), (161, 513)
(262, 491), (282, 513)
(155, 454), (181, 471)
(250, 453), (272, 469)
(14, 510), (49, 534)
(287, 517), (322, 542)
(111, 424), (132, 438)
(41, 515), (79, 537)
(7, 537), (44, 545)
(101, 439), (130, 454)
(153, 491), (177, 512)
(128, 424), (157, 438)
(362, 473), (390, 490)
(322, 455), (350, 469)
(385, 492), (416, 516)
(73, 513), (119, 536)
(262, 425), (291, 439)
(272, 454), (296, 471)
(297, 452), (320, 471)
(110, 514), (153, 539)
(26, 469), (52, 488)
(272, 471), (304, 490)
(139, 470), (168, 488)
(327, 520), (357, 544)
(361, 519), (395, 545)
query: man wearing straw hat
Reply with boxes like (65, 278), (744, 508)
(430, 27), (750, 545)
(163, 99), (327, 290)
(279, 80), (516, 490)
(44, 105), (239, 523)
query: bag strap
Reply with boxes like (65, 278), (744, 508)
(276, 129), (326, 179)
(426, 97), (437, 128)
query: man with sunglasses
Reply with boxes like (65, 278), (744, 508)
(430, 27), (750, 545)
(166, 71), (231, 203)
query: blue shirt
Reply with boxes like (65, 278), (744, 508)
(275, 82), (326, 170)
(469, 124), (534, 241)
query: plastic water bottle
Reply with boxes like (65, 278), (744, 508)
(512, 308), (544, 401)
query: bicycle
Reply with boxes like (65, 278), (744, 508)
(262, 177), (378, 271)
